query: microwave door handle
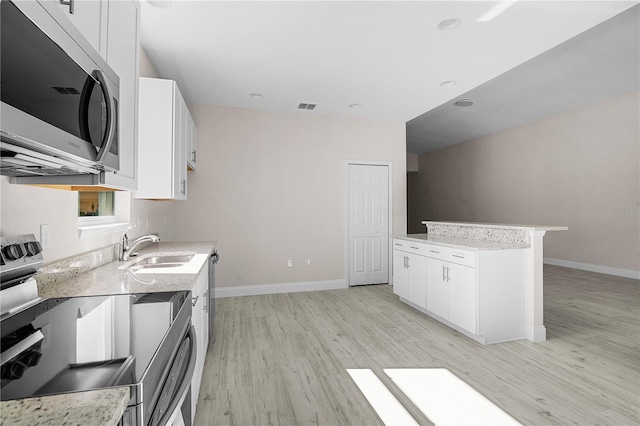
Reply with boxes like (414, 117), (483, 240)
(92, 70), (116, 164)
(155, 325), (198, 426)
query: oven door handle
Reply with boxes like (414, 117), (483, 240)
(155, 325), (198, 426)
(0, 330), (44, 367)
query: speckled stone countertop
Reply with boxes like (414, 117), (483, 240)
(37, 241), (216, 298)
(410, 221), (568, 249)
(10, 241), (216, 425)
(422, 221), (569, 232)
(393, 233), (526, 250)
(0, 387), (130, 426)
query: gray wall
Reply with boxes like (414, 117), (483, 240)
(410, 91), (639, 273)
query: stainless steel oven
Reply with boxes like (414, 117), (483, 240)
(0, 237), (197, 426)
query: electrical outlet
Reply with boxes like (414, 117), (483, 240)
(137, 217), (144, 229)
(287, 260), (293, 268)
(306, 259), (311, 267)
(40, 224), (51, 249)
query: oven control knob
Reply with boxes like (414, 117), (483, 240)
(2, 361), (27, 380)
(22, 349), (42, 367)
(25, 241), (42, 256)
(2, 244), (25, 261)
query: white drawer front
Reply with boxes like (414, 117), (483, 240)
(393, 239), (427, 256)
(425, 244), (476, 267)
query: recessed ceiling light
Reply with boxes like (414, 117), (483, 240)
(455, 99), (474, 107)
(249, 93), (263, 99)
(146, 0), (171, 8)
(439, 80), (456, 87)
(437, 18), (461, 31)
(348, 103), (361, 108)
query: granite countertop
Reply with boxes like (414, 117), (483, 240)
(393, 233), (526, 251)
(0, 387), (130, 426)
(9, 241), (216, 425)
(37, 241), (216, 299)
(422, 221), (568, 231)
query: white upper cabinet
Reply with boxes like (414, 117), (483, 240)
(136, 77), (194, 200)
(102, 0), (140, 191)
(53, 0), (108, 55)
(187, 110), (198, 171)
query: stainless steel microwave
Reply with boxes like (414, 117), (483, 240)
(0, 0), (120, 178)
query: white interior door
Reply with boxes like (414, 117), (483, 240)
(348, 164), (389, 286)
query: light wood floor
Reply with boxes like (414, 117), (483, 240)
(195, 265), (640, 425)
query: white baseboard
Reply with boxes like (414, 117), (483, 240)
(526, 325), (547, 343)
(214, 279), (347, 298)
(544, 257), (640, 280)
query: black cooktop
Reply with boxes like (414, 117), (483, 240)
(1, 291), (188, 401)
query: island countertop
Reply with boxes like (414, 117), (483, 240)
(393, 233), (526, 251)
(423, 221), (569, 232)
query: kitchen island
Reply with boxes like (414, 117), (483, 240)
(393, 221), (566, 344)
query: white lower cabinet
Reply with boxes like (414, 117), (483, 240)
(394, 237), (527, 344)
(426, 257), (449, 320)
(392, 240), (427, 309)
(392, 249), (410, 300)
(427, 257), (477, 334)
(191, 265), (209, 423)
(448, 262), (477, 334)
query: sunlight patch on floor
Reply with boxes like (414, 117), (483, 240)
(384, 368), (521, 426)
(348, 368), (521, 426)
(347, 369), (419, 426)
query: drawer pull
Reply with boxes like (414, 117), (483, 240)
(410, 246), (420, 250)
(452, 254), (465, 259)
(429, 249), (440, 253)
(394, 243), (403, 246)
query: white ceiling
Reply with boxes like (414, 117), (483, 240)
(140, 1), (639, 146)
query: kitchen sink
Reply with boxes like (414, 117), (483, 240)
(119, 252), (208, 275)
(125, 254), (195, 271)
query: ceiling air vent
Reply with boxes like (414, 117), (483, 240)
(53, 87), (80, 95)
(298, 103), (316, 111)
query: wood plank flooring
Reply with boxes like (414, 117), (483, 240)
(195, 265), (640, 425)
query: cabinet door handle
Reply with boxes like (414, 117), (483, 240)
(446, 266), (451, 282)
(60, 0), (74, 14)
(410, 246), (419, 250)
(203, 291), (207, 312)
(429, 249), (440, 254)
(192, 150), (197, 163)
(180, 179), (186, 195)
(406, 257), (410, 269)
(442, 265), (446, 281)
(452, 254), (465, 259)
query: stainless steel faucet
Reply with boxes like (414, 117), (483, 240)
(121, 233), (160, 261)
